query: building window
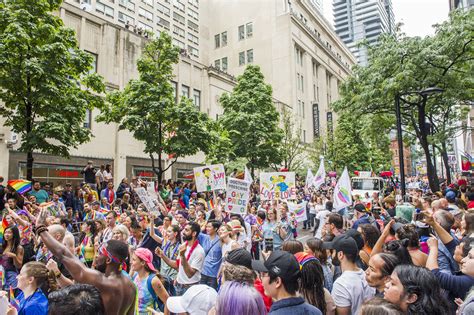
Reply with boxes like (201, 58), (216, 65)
(297, 73), (300, 90)
(181, 84), (190, 98)
(303, 130), (306, 143)
(96, 1), (114, 17)
(295, 46), (304, 66)
(188, 0), (198, 7)
(171, 81), (178, 103)
(188, 45), (198, 57)
(193, 89), (201, 109)
(157, 17), (170, 29)
(312, 61), (319, 77)
(312, 103), (320, 138)
(246, 49), (253, 63)
(173, 38), (185, 49)
(157, 2), (170, 16)
(246, 22), (253, 38)
(173, 12), (185, 25)
(174, 0), (185, 12)
(84, 109), (92, 129)
(301, 75), (304, 92)
(188, 8), (198, 20)
(138, 7), (153, 21)
(221, 31), (227, 46)
(214, 34), (220, 48)
(141, 0), (153, 6)
(238, 25), (245, 40)
(221, 57), (228, 72)
(214, 59), (221, 70)
(301, 101), (305, 118)
(239, 51), (245, 66)
(188, 33), (199, 44)
(313, 84), (318, 101)
(85, 51), (98, 73)
(327, 112), (333, 136)
(119, 0), (135, 11)
(188, 20), (199, 32)
(118, 11), (135, 24)
(138, 21), (153, 32)
(173, 25), (185, 37)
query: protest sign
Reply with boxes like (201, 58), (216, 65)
(288, 201), (307, 222)
(226, 178), (251, 215)
(193, 164), (226, 192)
(146, 182), (158, 200)
(135, 187), (156, 212)
(259, 172), (297, 200)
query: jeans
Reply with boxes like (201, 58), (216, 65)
(200, 274), (218, 290)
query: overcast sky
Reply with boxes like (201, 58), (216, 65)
(322, 0), (450, 37)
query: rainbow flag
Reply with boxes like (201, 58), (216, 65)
(207, 199), (215, 211)
(0, 267), (4, 287)
(0, 217), (9, 244)
(9, 287), (20, 311)
(7, 179), (31, 195)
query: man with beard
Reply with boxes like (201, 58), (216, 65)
(35, 209), (136, 315)
(324, 235), (375, 315)
(158, 221), (205, 295)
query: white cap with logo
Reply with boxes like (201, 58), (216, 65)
(166, 284), (218, 315)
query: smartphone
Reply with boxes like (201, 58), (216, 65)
(265, 238), (273, 252)
(414, 208), (424, 221)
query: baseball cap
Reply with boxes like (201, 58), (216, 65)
(225, 248), (252, 269)
(354, 203), (368, 213)
(345, 229), (364, 250)
(322, 234), (359, 256)
(134, 248), (156, 272)
(446, 190), (456, 201)
(251, 250), (300, 280)
(166, 284), (217, 315)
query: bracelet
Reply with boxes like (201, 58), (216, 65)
(36, 225), (48, 237)
(54, 271), (62, 279)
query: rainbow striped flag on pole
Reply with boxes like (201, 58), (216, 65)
(7, 179), (31, 195)
(9, 287), (20, 311)
(0, 217), (9, 244)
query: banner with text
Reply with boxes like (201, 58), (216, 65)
(260, 172), (297, 200)
(193, 164), (226, 192)
(135, 187), (156, 212)
(226, 178), (251, 215)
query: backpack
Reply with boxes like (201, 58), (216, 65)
(146, 274), (172, 312)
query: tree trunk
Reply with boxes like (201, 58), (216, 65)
(158, 121), (163, 183)
(440, 142), (452, 184)
(26, 151), (34, 181)
(420, 139), (439, 192)
(26, 101), (33, 181)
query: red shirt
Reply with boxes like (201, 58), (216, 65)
(468, 201), (474, 210)
(254, 278), (272, 311)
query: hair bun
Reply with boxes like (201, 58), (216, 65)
(400, 238), (410, 247)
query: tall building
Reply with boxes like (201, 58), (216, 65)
(0, 0), (356, 185)
(333, 0), (395, 65)
(450, 0), (474, 11)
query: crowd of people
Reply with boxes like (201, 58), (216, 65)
(0, 166), (473, 315)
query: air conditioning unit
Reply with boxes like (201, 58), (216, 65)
(80, 1), (92, 12)
(5, 132), (18, 147)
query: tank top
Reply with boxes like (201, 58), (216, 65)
(79, 235), (94, 263)
(132, 274), (155, 315)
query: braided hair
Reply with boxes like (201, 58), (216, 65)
(23, 261), (58, 295)
(299, 259), (326, 314)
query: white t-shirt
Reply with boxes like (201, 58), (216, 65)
(331, 269), (375, 315)
(95, 170), (104, 182)
(103, 170), (113, 182)
(315, 210), (331, 239)
(176, 243), (205, 285)
(221, 240), (239, 257)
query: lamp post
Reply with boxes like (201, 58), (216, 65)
(395, 87), (444, 198)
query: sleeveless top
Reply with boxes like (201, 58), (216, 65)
(132, 274), (155, 315)
(79, 235), (94, 263)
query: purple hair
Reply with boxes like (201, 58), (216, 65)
(216, 281), (266, 315)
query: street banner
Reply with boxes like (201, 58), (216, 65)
(333, 167), (352, 211)
(288, 201), (307, 222)
(305, 169), (314, 188)
(193, 164), (226, 192)
(135, 187), (156, 212)
(312, 160), (326, 189)
(260, 172), (297, 200)
(226, 178), (251, 215)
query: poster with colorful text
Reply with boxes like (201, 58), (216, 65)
(259, 172), (297, 200)
(226, 178), (251, 215)
(193, 164), (226, 192)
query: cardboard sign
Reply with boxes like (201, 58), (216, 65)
(226, 178), (251, 215)
(259, 172), (297, 200)
(193, 164), (226, 192)
(135, 187), (156, 212)
(288, 201), (307, 222)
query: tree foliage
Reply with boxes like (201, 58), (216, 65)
(98, 32), (215, 182)
(274, 108), (306, 171)
(0, 0), (105, 179)
(333, 9), (474, 191)
(218, 65), (284, 176)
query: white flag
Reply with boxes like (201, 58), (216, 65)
(244, 166), (253, 183)
(333, 167), (352, 211)
(312, 160), (326, 189)
(305, 169), (314, 188)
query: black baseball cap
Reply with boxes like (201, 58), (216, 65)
(323, 234), (359, 256)
(225, 248), (252, 269)
(252, 250), (300, 280)
(354, 203), (368, 213)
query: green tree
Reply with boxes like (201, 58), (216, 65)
(274, 107), (306, 171)
(0, 0), (105, 180)
(333, 10), (473, 192)
(219, 65), (284, 176)
(98, 32), (215, 182)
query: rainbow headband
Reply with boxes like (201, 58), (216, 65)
(99, 244), (127, 271)
(294, 252), (318, 269)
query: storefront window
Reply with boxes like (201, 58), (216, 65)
(18, 162), (84, 187)
(133, 167), (157, 182)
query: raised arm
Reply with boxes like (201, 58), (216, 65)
(155, 247), (178, 270)
(423, 211), (454, 245)
(371, 219), (394, 256)
(178, 243), (197, 278)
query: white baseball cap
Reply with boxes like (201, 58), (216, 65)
(166, 285), (217, 315)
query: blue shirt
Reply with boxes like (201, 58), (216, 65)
(198, 233), (222, 277)
(269, 297), (322, 315)
(17, 289), (48, 315)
